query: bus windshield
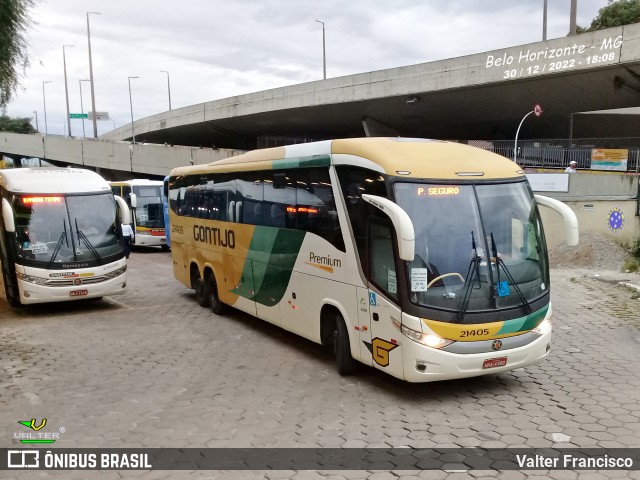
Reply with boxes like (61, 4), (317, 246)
(13, 192), (122, 267)
(133, 185), (164, 228)
(394, 181), (549, 316)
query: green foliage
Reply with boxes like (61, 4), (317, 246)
(622, 258), (639, 272)
(631, 237), (640, 259)
(0, 115), (36, 133)
(578, 0), (640, 32)
(0, 0), (35, 108)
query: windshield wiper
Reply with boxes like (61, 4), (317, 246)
(74, 218), (103, 264)
(455, 231), (483, 323)
(490, 233), (532, 314)
(47, 220), (69, 268)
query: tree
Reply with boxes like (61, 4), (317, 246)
(578, 0), (640, 33)
(0, 115), (36, 133)
(0, 0), (35, 109)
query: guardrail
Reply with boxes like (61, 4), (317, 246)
(468, 138), (640, 173)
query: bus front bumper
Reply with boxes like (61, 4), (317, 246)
(401, 328), (552, 383)
(17, 273), (127, 305)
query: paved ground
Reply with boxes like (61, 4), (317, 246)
(1, 249), (639, 479)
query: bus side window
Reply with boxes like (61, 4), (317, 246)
(368, 217), (398, 300)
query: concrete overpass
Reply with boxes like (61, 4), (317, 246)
(99, 23), (640, 150)
(3, 23), (640, 178)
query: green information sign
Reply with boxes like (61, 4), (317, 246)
(69, 113), (88, 119)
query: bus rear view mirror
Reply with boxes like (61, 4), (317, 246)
(2, 198), (15, 232)
(534, 194), (579, 247)
(129, 193), (137, 209)
(114, 195), (131, 225)
(362, 194), (415, 261)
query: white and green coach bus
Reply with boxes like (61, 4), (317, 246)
(0, 168), (130, 306)
(167, 138), (578, 382)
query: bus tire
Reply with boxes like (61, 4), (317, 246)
(161, 245), (170, 251)
(206, 272), (228, 315)
(334, 314), (358, 376)
(191, 268), (209, 308)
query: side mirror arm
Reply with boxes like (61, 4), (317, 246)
(362, 194), (415, 261)
(534, 194), (579, 247)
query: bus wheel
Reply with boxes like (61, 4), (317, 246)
(161, 245), (170, 251)
(334, 314), (358, 376)
(191, 268), (209, 308)
(206, 272), (228, 315)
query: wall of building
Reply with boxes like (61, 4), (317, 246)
(533, 172), (639, 248)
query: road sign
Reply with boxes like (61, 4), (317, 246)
(534, 104), (543, 117)
(88, 111), (110, 121)
(69, 113), (88, 119)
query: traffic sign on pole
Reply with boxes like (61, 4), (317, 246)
(88, 111), (110, 121)
(69, 113), (88, 119)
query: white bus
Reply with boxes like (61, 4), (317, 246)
(0, 168), (130, 306)
(168, 138), (578, 382)
(109, 179), (168, 249)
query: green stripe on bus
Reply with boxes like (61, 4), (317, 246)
(496, 304), (548, 335)
(272, 155), (331, 170)
(232, 227), (305, 307)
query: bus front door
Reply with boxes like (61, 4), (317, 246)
(367, 217), (404, 379)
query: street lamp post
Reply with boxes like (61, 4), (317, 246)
(160, 70), (171, 110)
(79, 79), (90, 138)
(87, 11), (101, 138)
(315, 20), (326, 80)
(543, 0), (548, 41)
(32, 111), (39, 132)
(42, 81), (52, 135)
(128, 76), (140, 144)
(63, 44), (75, 137)
(514, 105), (543, 163)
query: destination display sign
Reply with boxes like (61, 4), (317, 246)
(483, 29), (624, 82)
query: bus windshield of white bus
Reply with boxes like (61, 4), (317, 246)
(133, 185), (164, 229)
(13, 192), (122, 267)
(394, 181), (549, 316)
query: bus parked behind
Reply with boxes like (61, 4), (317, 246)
(0, 168), (130, 306)
(109, 179), (168, 250)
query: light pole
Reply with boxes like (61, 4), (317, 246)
(79, 79), (90, 138)
(160, 70), (172, 110)
(543, 0), (548, 41)
(128, 76), (140, 144)
(315, 19), (326, 80)
(42, 81), (52, 135)
(514, 105), (543, 163)
(32, 110), (39, 132)
(87, 11), (101, 138)
(63, 44), (75, 137)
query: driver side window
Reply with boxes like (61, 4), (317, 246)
(368, 217), (398, 300)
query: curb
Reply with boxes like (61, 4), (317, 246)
(618, 281), (640, 294)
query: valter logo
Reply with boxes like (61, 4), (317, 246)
(14, 418), (64, 444)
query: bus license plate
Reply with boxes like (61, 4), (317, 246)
(483, 357), (507, 369)
(70, 289), (88, 297)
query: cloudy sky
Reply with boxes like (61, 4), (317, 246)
(6, 0), (608, 136)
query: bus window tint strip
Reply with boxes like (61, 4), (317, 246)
(169, 167), (345, 251)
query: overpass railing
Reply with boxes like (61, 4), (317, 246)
(468, 138), (640, 173)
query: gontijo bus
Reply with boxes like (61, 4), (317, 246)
(109, 179), (168, 249)
(0, 168), (130, 306)
(167, 138), (578, 382)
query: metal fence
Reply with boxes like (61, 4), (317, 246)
(467, 138), (640, 173)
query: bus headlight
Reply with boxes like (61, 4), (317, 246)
(392, 319), (454, 349)
(16, 272), (48, 285)
(532, 318), (552, 336)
